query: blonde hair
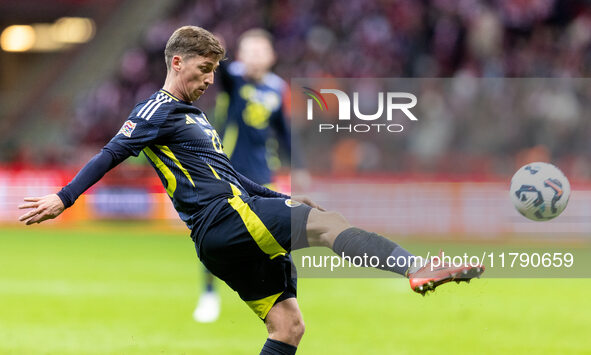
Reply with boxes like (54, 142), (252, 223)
(164, 26), (225, 71)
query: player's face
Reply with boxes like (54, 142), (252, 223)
(237, 36), (275, 81)
(176, 55), (219, 102)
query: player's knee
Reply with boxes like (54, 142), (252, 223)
(306, 210), (351, 248)
(285, 316), (306, 344)
(290, 316), (305, 343)
(266, 298), (305, 345)
(295, 318), (305, 341)
(268, 314), (305, 345)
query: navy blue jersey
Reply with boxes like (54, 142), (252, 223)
(216, 62), (292, 185)
(58, 89), (288, 241)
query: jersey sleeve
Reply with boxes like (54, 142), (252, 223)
(107, 115), (165, 157)
(57, 100), (173, 208)
(56, 146), (126, 208)
(218, 61), (235, 93)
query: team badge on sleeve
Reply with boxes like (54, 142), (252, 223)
(118, 120), (137, 137)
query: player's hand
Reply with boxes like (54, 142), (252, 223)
(291, 195), (325, 211)
(18, 194), (65, 225)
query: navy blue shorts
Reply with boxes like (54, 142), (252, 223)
(196, 196), (312, 319)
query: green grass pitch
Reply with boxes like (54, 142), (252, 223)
(1, 222), (589, 354)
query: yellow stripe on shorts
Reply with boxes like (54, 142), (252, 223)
(227, 186), (287, 260)
(245, 291), (283, 319)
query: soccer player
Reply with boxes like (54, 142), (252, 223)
(215, 28), (304, 187)
(193, 28), (308, 323)
(18, 26), (484, 355)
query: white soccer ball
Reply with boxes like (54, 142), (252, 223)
(509, 162), (571, 221)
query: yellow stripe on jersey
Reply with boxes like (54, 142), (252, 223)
(207, 163), (221, 180)
(230, 183), (242, 196)
(156, 145), (195, 187)
(245, 291), (283, 319)
(159, 89), (180, 101)
(227, 187), (287, 260)
(143, 147), (176, 197)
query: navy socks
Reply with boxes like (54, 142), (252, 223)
(260, 338), (297, 355)
(332, 227), (417, 276)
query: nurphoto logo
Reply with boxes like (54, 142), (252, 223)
(303, 87), (418, 133)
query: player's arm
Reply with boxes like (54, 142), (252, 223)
(57, 145), (130, 208)
(217, 60), (234, 93)
(236, 171), (288, 199)
(213, 61), (236, 143)
(212, 33), (232, 92)
(18, 115), (165, 225)
(212, 61), (241, 145)
(236, 171), (323, 210)
(18, 145), (128, 225)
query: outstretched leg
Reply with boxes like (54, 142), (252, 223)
(304, 209), (419, 276)
(302, 208), (484, 294)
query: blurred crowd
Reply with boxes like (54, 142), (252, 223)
(21, 0), (591, 178)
